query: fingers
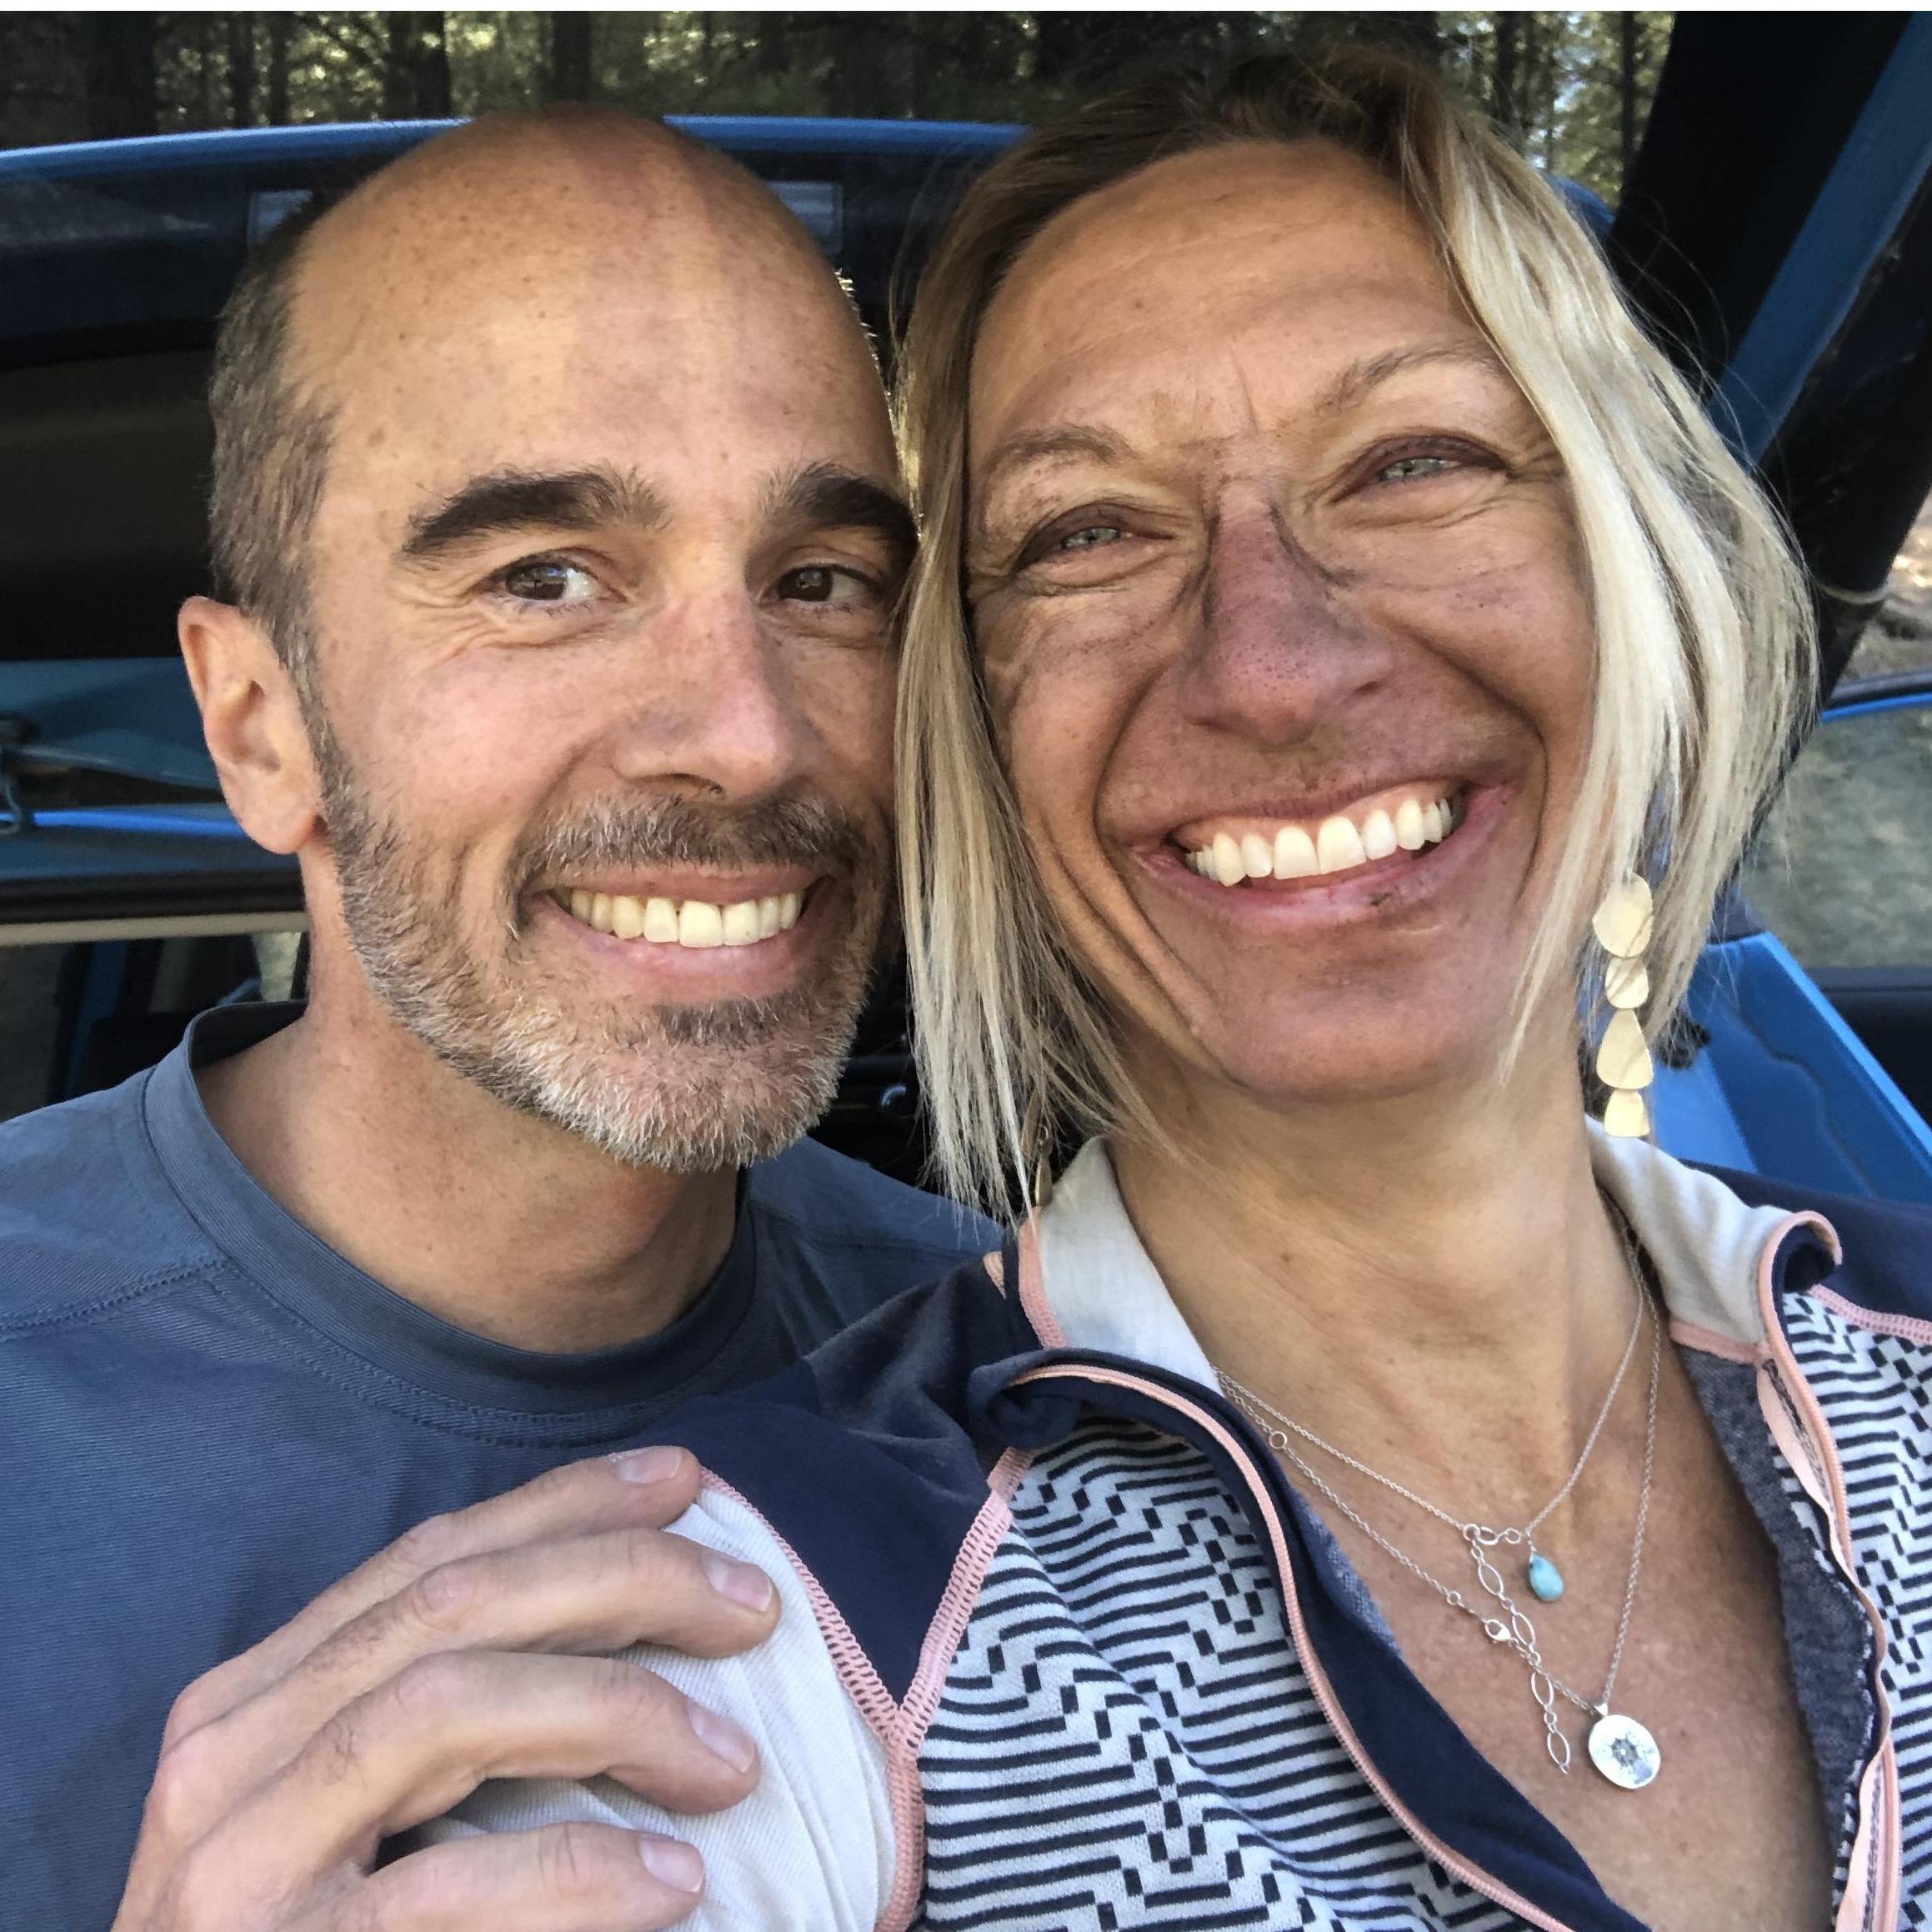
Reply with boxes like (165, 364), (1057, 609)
(171, 1449), (707, 1742)
(203, 1650), (758, 1898)
(195, 1518), (777, 1812)
(345, 1824), (704, 1932)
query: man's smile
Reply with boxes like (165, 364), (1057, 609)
(551, 882), (809, 948)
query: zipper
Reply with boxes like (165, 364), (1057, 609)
(1749, 1216), (1901, 1932)
(1007, 1359), (1589, 1932)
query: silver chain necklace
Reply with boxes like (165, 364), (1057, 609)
(1218, 1269), (1663, 1790)
(1230, 1252), (1646, 1607)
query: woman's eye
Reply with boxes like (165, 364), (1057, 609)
(1057, 523), (1123, 552)
(777, 564), (874, 607)
(1377, 454), (1458, 484)
(497, 558), (599, 605)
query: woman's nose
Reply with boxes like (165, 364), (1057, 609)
(1174, 512), (1390, 743)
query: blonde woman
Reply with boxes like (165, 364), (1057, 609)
(423, 54), (1931, 1931)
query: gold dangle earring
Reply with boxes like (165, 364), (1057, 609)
(1591, 876), (1654, 1139)
(1023, 1088), (1056, 1211)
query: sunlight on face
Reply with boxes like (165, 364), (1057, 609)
(293, 152), (903, 1167)
(966, 141), (1597, 1113)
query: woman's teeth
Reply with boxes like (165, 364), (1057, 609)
(1184, 792), (1463, 886)
(557, 888), (803, 948)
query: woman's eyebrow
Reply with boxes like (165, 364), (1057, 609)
(975, 424), (1134, 500)
(1314, 342), (1514, 417)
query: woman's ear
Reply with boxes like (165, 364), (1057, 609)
(178, 595), (323, 856)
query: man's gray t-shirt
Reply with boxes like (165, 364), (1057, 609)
(0, 1004), (993, 1929)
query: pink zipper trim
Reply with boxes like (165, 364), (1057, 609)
(1749, 1214), (1901, 1932)
(699, 1459), (1036, 1932)
(1667, 1316), (1768, 1366)
(1809, 1283), (1932, 1348)
(1007, 1360), (1585, 1932)
(697, 1471), (900, 1738)
(875, 1446), (1034, 1932)
(1015, 1218), (1066, 1347)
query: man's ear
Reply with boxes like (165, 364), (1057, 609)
(178, 595), (322, 856)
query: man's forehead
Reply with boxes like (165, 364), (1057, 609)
(279, 123), (892, 531)
(288, 117), (862, 422)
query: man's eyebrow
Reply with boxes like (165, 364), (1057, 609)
(763, 462), (916, 565)
(399, 468), (669, 562)
(1313, 342), (1514, 418)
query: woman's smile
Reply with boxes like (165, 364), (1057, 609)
(1174, 779), (1469, 888)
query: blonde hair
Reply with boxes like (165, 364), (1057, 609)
(896, 49), (1814, 1216)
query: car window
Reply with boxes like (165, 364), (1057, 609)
(1741, 488), (1932, 970)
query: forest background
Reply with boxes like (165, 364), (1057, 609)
(3, 12), (1671, 205)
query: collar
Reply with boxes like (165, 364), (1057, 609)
(138, 1004), (768, 1426)
(1032, 1129), (1840, 1379)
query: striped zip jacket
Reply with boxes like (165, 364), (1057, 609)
(425, 1132), (1932, 1930)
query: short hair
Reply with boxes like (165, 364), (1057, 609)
(206, 109), (798, 697)
(894, 49), (1815, 1215)
(207, 188), (342, 691)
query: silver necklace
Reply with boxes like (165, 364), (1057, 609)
(1219, 1285), (1663, 1790)
(1236, 1251), (1646, 1607)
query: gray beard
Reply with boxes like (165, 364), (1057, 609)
(310, 715), (884, 1174)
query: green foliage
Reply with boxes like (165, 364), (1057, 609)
(0, 10), (1674, 203)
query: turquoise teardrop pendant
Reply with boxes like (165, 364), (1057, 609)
(1527, 1551), (1565, 1602)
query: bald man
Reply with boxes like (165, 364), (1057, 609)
(0, 113), (990, 1930)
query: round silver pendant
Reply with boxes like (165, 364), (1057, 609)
(1586, 1711), (1660, 1789)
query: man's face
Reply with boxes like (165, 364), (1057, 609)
(290, 143), (906, 1170)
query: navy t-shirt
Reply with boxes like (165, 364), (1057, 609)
(0, 1004), (993, 1929)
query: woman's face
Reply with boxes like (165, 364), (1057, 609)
(965, 140), (1597, 1109)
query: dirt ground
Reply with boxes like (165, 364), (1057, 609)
(1743, 492), (1932, 969)
(1846, 492), (1932, 680)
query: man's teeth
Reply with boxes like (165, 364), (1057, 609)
(561, 888), (803, 947)
(1187, 792), (1462, 885)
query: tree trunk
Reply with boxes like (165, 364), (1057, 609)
(1619, 11), (1641, 194)
(197, 17), (215, 127)
(81, 13), (158, 139)
(384, 14), (451, 118)
(1490, 12), (1520, 139)
(1527, 14), (1559, 163)
(417, 13), (451, 117)
(547, 13), (594, 100)
(264, 13), (290, 124)
(228, 13), (256, 128)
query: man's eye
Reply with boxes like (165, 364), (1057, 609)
(777, 564), (873, 606)
(497, 558), (598, 605)
(1376, 454), (1458, 484)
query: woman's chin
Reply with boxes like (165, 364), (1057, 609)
(1136, 999), (1521, 1119)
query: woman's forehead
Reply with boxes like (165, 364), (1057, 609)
(968, 144), (1485, 464)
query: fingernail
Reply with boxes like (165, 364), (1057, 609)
(702, 1550), (775, 1612)
(608, 1445), (682, 1484)
(637, 1834), (704, 1894)
(688, 1702), (758, 1774)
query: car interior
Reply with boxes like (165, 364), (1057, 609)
(2, 15), (1929, 1203)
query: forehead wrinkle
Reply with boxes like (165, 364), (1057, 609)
(974, 424), (1134, 503)
(1313, 342), (1515, 419)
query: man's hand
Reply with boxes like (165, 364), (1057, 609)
(113, 1446), (778, 1931)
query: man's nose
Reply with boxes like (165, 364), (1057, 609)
(1174, 512), (1391, 742)
(606, 588), (813, 801)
